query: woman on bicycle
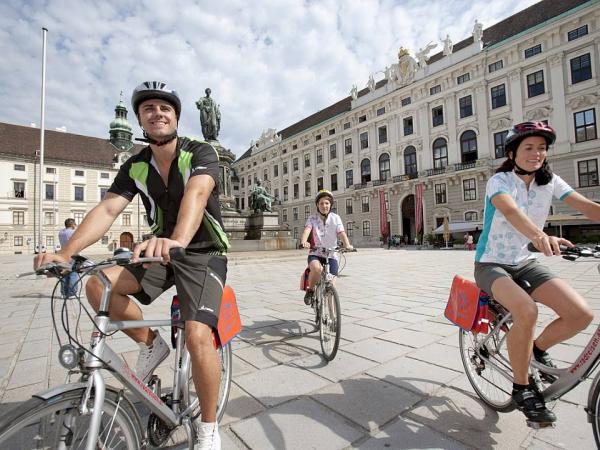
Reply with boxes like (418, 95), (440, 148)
(300, 189), (353, 305)
(474, 121), (600, 425)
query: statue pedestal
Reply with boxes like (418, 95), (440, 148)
(221, 211), (296, 251)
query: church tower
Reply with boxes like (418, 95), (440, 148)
(109, 93), (133, 152)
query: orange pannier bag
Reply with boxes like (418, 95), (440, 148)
(215, 285), (242, 347)
(299, 267), (310, 291)
(445, 275), (489, 333)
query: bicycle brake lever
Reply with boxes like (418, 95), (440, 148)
(562, 254), (578, 261)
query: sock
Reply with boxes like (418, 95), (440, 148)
(512, 382), (528, 393)
(533, 342), (546, 358)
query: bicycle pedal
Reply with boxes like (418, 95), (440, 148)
(526, 420), (556, 429)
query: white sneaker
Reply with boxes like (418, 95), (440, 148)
(135, 331), (170, 383)
(194, 421), (221, 450)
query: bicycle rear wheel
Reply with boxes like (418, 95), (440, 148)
(319, 285), (341, 361)
(182, 342), (233, 422)
(459, 316), (515, 411)
(589, 378), (600, 448)
(0, 387), (141, 449)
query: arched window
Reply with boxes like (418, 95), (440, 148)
(379, 153), (391, 181)
(432, 138), (448, 169)
(361, 158), (371, 184)
(404, 146), (417, 176)
(460, 130), (478, 163)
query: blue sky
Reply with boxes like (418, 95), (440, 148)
(0, 0), (539, 157)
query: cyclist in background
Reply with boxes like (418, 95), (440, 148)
(300, 189), (353, 305)
(474, 121), (600, 425)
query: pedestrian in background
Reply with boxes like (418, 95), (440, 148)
(58, 218), (79, 298)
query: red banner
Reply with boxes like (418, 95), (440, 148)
(415, 183), (424, 234)
(379, 190), (389, 238)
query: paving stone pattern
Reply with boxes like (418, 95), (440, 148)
(0, 249), (599, 449)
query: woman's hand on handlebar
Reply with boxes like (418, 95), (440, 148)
(133, 237), (184, 266)
(300, 241), (310, 249)
(530, 234), (573, 256)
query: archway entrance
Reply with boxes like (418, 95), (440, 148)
(120, 232), (134, 250)
(401, 194), (415, 243)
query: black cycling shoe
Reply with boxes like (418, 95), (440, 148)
(512, 388), (556, 426)
(534, 351), (558, 383)
(304, 290), (314, 306)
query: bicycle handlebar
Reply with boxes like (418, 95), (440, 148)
(21, 247), (186, 278)
(309, 246), (357, 253)
(527, 242), (597, 260)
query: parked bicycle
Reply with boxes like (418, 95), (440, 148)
(0, 248), (239, 449)
(458, 245), (600, 443)
(309, 246), (356, 361)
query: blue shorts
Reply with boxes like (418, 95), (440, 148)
(308, 255), (339, 276)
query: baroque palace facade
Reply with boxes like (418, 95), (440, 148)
(0, 100), (150, 255)
(232, 0), (600, 247)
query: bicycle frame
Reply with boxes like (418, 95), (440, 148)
(52, 268), (196, 449)
(475, 301), (600, 404)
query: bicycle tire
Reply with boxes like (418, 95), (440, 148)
(590, 380), (600, 448)
(182, 342), (233, 422)
(459, 317), (515, 411)
(319, 285), (341, 361)
(0, 386), (141, 449)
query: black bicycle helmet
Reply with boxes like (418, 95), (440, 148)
(315, 189), (334, 205)
(131, 81), (181, 119)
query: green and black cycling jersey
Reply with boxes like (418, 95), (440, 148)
(108, 136), (230, 254)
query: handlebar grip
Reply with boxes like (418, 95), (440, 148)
(527, 243), (569, 254)
(169, 247), (186, 261)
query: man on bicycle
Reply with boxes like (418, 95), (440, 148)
(34, 81), (229, 449)
(474, 121), (600, 426)
(300, 189), (353, 305)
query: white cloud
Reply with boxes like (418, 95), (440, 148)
(0, 0), (539, 156)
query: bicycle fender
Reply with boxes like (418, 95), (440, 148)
(32, 382), (89, 400)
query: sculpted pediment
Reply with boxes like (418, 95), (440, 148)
(568, 94), (599, 110)
(525, 106), (553, 121)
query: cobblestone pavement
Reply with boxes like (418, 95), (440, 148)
(0, 248), (599, 449)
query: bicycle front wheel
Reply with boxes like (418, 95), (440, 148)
(319, 285), (341, 361)
(459, 318), (515, 411)
(182, 341), (233, 422)
(0, 387), (141, 449)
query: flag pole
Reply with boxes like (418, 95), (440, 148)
(37, 27), (48, 253)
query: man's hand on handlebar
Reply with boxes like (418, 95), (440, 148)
(133, 236), (184, 266)
(33, 251), (70, 271)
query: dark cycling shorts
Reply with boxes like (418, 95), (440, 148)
(308, 255), (339, 276)
(125, 252), (227, 330)
(474, 258), (556, 297)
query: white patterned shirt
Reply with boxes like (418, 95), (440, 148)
(475, 171), (574, 265)
(304, 212), (345, 260)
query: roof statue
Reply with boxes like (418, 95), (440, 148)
(415, 42), (437, 69)
(367, 74), (376, 92)
(442, 34), (453, 56)
(473, 19), (483, 45)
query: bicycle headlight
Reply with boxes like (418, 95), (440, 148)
(58, 344), (79, 369)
